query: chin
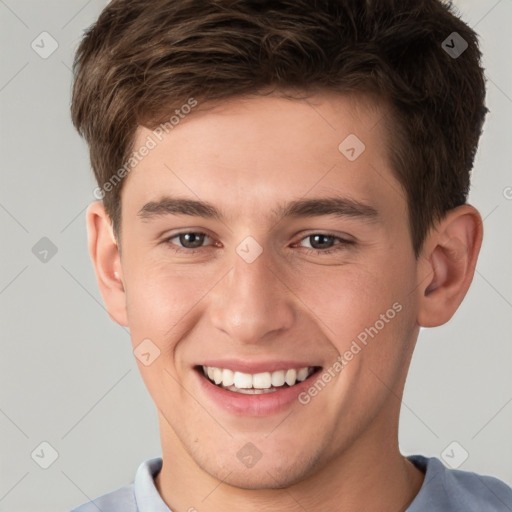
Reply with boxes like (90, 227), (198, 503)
(210, 466), (304, 490)
(195, 447), (324, 490)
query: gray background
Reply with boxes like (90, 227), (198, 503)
(0, 1), (511, 511)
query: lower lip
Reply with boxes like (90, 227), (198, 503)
(194, 368), (321, 416)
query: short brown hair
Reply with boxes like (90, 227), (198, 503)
(71, 0), (487, 255)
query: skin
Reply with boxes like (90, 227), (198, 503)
(87, 92), (482, 512)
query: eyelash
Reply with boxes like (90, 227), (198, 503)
(162, 231), (353, 256)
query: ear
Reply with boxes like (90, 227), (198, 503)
(86, 201), (128, 327)
(416, 204), (483, 327)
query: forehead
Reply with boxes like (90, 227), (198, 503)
(122, 92), (404, 223)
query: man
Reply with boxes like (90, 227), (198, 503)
(70, 0), (512, 510)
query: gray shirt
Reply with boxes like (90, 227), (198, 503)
(70, 455), (512, 511)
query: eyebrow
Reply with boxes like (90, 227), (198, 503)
(137, 195), (379, 223)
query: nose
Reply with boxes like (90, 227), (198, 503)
(208, 248), (295, 345)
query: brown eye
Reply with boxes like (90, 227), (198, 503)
(176, 232), (207, 249)
(306, 234), (337, 250)
(296, 233), (354, 255)
(164, 231), (214, 253)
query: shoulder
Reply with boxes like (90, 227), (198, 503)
(442, 463), (512, 511)
(68, 456), (164, 512)
(408, 455), (512, 512)
(69, 484), (136, 512)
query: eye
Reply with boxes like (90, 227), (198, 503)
(164, 231), (215, 253)
(162, 231), (353, 256)
(296, 233), (353, 254)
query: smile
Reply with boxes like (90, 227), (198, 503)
(200, 365), (319, 394)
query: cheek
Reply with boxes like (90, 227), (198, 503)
(123, 255), (219, 345)
(123, 261), (210, 402)
(123, 239), (417, 351)
(288, 263), (403, 332)
(286, 252), (417, 366)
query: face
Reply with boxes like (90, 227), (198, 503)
(116, 92), (422, 488)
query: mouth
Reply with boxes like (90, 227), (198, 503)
(195, 364), (322, 394)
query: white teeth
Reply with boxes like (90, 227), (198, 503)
(296, 367), (309, 382)
(213, 367), (223, 385)
(271, 370), (286, 387)
(285, 368), (297, 386)
(233, 371), (253, 389)
(252, 372), (272, 389)
(222, 368), (234, 387)
(224, 386), (276, 394)
(201, 365), (315, 392)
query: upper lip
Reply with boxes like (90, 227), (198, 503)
(196, 359), (322, 374)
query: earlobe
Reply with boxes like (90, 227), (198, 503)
(86, 201), (128, 326)
(416, 205), (483, 327)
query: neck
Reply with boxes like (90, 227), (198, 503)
(154, 413), (424, 512)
